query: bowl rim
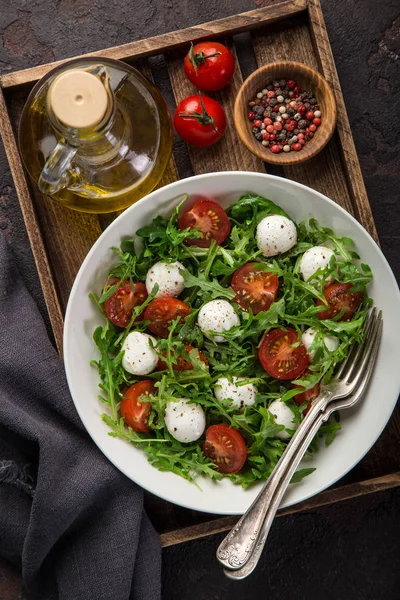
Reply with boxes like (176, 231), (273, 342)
(234, 60), (337, 165)
(64, 171), (400, 515)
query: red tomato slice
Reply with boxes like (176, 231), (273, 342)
(202, 424), (247, 474)
(231, 262), (279, 314)
(317, 282), (363, 321)
(104, 280), (147, 328)
(178, 199), (230, 248)
(293, 372), (321, 415)
(157, 344), (208, 372)
(259, 328), (309, 381)
(183, 41), (235, 91)
(120, 380), (155, 433)
(143, 297), (190, 338)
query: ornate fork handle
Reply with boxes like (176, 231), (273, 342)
(217, 389), (333, 569)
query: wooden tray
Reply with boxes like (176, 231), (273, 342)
(1, 0), (399, 547)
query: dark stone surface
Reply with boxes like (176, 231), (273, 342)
(0, 0), (399, 598)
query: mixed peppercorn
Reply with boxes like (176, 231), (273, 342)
(248, 78), (322, 154)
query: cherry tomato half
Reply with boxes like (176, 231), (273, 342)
(157, 344), (208, 372)
(120, 380), (155, 433)
(178, 199), (230, 248)
(203, 424), (247, 474)
(293, 372), (321, 415)
(184, 41), (235, 91)
(231, 262), (279, 314)
(317, 283), (363, 321)
(104, 280), (147, 328)
(174, 95), (226, 147)
(258, 327), (309, 381)
(143, 297), (190, 338)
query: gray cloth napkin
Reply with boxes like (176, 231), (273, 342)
(0, 232), (161, 600)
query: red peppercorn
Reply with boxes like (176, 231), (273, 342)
(264, 118), (272, 125)
(306, 111), (314, 121)
(299, 138), (306, 145)
(248, 111), (256, 121)
(313, 117), (321, 126)
(266, 124), (274, 133)
(298, 104), (307, 114)
(274, 122), (283, 131)
(297, 133), (305, 139)
(273, 105), (280, 112)
(267, 91), (275, 98)
(270, 144), (281, 153)
(309, 124), (317, 132)
(287, 80), (296, 89)
(292, 143), (302, 151)
(254, 119), (262, 128)
(262, 131), (270, 140)
(269, 134), (276, 141)
(285, 122), (296, 131)
(293, 86), (301, 94)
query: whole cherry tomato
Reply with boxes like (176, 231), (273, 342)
(174, 95), (226, 147)
(184, 41), (235, 91)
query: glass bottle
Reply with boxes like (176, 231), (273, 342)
(19, 58), (173, 213)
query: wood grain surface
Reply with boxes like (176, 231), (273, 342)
(0, 0), (397, 548)
(0, 0), (307, 89)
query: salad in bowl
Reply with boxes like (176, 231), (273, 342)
(64, 172), (399, 515)
(89, 192), (371, 488)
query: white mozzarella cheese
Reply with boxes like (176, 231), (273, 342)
(145, 261), (185, 298)
(299, 246), (334, 282)
(301, 327), (339, 360)
(269, 399), (298, 440)
(256, 215), (297, 257)
(197, 299), (240, 342)
(214, 377), (258, 409)
(121, 331), (158, 375)
(164, 398), (206, 443)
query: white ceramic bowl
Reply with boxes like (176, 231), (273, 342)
(64, 172), (400, 515)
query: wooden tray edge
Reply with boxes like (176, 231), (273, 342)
(160, 471), (400, 547)
(0, 87), (64, 352)
(0, 0), (307, 90)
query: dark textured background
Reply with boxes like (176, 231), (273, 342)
(0, 0), (399, 598)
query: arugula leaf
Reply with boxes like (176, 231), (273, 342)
(181, 268), (235, 300)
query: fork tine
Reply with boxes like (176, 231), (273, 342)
(341, 307), (377, 381)
(347, 311), (383, 389)
(335, 307), (376, 380)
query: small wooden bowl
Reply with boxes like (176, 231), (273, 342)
(234, 61), (337, 166)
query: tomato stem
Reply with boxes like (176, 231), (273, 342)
(188, 42), (221, 75)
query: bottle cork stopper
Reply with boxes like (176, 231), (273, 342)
(48, 70), (108, 129)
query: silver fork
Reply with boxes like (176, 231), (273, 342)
(217, 308), (382, 572)
(225, 309), (383, 579)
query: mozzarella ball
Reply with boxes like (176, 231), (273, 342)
(197, 300), (240, 343)
(256, 215), (297, 257)
(269, 399), (298, 440)
(214, 377), (258, 409)
(164, 398), (206, 443)
(121, 331), (158, 375)
(299, 246), (334, 282)
(302, 327), (340, 360)
(145, 261), (185, 298)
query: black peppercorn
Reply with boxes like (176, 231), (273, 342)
(269, 99), (276, 107)
(294, 128), (299, 135)
(310, 98), (317, 105)
(252, 127), (260, 134)
(298, 119), (307, 129)
(255, 132), (263, 141)
(279, 79), (286, 87)
(308, 131), (314, 138)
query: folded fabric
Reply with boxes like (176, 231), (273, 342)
(0, 232), (161, 600)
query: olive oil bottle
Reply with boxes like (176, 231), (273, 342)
(19, 58), (173, 213)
